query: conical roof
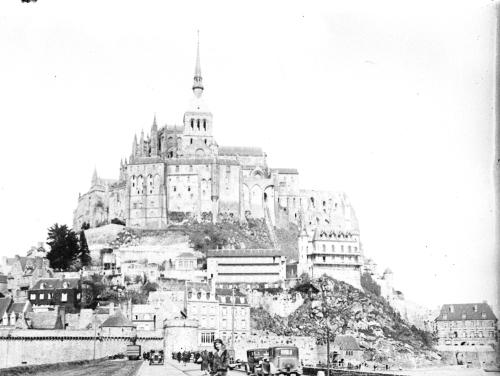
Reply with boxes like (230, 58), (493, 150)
(101, 310), (136, 328)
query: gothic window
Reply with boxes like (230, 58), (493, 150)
(203, 119), (207, 131)
(173, 186), (176, 192)
(204, 139), (207, 145)
(188, 186), (191, 192)
(191, 119), (194, 129)
(190, 138), (193, 144)
(197, 119), (200, 130)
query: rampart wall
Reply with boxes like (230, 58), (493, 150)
(0, 329), (163, 369)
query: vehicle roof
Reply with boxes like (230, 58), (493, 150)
(269, 345), (298, 349)
(247, 348), (269, 352)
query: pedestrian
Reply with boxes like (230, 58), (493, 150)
(201, 349), (210, 376)
(211, 339), (229, 376)
(177, 351), (182, 363)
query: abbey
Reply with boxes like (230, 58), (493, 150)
(73, 40), (360, 239)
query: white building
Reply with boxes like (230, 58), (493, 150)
(297, 227), (362, 288)
(207, 249), (286, 284)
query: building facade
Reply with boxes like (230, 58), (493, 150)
(28, 278), (82, 313)
(297, 226), (362, 288)
(207, 249), (286, 284)
(72, 38), (360, 239)
(216, 289), (251, 347)
(435, 303), (498, 347)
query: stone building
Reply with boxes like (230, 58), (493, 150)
(28, 278), (82, 313)
(435, 302), (498, 347)
(207, 249), (286, 284)
(72, 37), (359, 238)
(216, 288), (251, 348)
(297, 225), (362, 288)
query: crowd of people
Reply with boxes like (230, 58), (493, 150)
(172, 339), (230, 376)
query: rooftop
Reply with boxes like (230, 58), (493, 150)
(31, 278), (80, 290)
(435, 303), (497, 321)
(207, 249), (284, 258)
(332, 335), (361, 351)
(218, 146), (265, 157)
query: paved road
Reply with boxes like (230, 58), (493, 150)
(137, 360), (243, 376)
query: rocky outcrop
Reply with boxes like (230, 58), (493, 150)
(251, 277), (440, 368)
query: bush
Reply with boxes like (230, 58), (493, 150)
(111, 218), (126, 226)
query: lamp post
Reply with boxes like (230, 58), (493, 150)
(319, 278), (330, 376)
(231, 287), (236, 351)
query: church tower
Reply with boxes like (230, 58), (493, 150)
(182, 32), (214, 158)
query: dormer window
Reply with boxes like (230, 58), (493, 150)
(40, 283), (45, 289)
(197, 292), (202, 299)
(481, 312), (487, 319)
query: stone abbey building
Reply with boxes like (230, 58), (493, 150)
(73, 39), (361, 276)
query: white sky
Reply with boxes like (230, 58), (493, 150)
(0, 0), (497, 313)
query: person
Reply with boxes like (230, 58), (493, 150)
(211, 338), (229, 376)
(177, 351), (182, 363)
(201, 349), (210, 376)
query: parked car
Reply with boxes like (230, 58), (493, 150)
(261, 346), (301, 376)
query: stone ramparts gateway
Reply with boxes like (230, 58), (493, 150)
(0, 329), (163, 369)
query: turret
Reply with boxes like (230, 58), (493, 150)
(150, 115), (158, 156)
(132, 134), (138, 159)
(139, 130), (144, 157)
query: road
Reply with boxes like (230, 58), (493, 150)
(137, 359), (244, 376)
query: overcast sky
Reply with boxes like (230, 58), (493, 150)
(0, 0), (497, 313)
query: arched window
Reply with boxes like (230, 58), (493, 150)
(203, 119), (207, 131)
(190, 138), (193, 145)
(191, 119), (194, 129)
(197, 119), (200, 130)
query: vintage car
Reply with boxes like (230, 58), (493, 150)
(149, 350), (164, 365)
(245, 348), (269, 375)
(261, 346), (301, 376)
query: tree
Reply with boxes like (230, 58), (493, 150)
(46, 223), (80, 271)
(79, 230), (92, 267)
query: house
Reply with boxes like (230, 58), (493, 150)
(28, 277), (82, 313)
(0, 297), (32, 327)
(435, 302), (498, 347)
(207, 249), (287, 284)
(131, 304), (158, 331)
(216, 288), (251, 347)
(101, 310), (136, 336)
(331, 335), (363, 366)
(4, 256), (53, 294)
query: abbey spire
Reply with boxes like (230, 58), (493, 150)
(192, 31), (204, 98)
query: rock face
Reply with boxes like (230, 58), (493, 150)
(251, 277), (440, 368)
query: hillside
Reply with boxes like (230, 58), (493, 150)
(86, 218), (274, 254)
(251, 277), (440, 368)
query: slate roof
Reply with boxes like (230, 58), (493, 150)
(207, 249), (284, 258)
(216, 288), (246, 297)
(218, 146), (265, 157)
(271, 168), (299, 175)
(332, 335), (361, 351)
(0, 297), (12, 318)
(8, 302), (27, 314)
(435, 303), (497, 321)
(101, 310), (136, 327)
(178, 252), (197, 258)
(31, 278), (80, 290)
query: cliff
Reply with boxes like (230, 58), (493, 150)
(251, 277), (440, 368)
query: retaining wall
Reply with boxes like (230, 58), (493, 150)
(0, 329), (163, 369)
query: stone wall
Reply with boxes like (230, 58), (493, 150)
(248, 290), (304, 317)
(0, 329), (163, 369)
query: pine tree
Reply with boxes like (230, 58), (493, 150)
(79, 230), (92, 267)
(46, 223), (80, 271)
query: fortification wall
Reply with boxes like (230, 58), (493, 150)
(0, 330), (163, 369)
